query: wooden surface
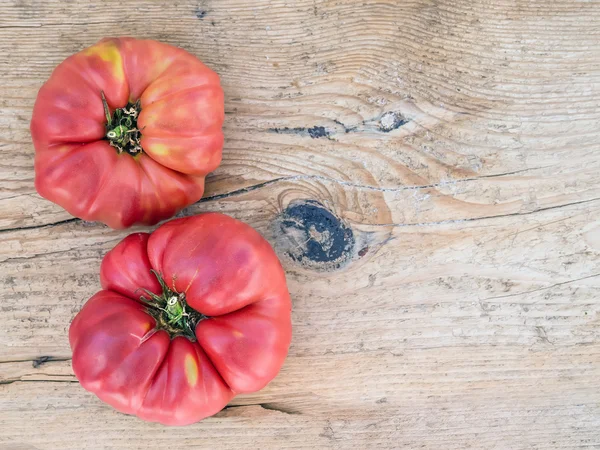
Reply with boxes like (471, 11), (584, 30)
(1, 0), (600, 448)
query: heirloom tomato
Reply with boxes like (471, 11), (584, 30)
(69, 213), (292, 425)
(31, 37), (224, 228)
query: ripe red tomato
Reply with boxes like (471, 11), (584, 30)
(31, 37), (224, 228)
(69, 213), (292, 425)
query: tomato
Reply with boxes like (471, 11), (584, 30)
(31, 37), (224, 229)
(69, 213), (292, 425)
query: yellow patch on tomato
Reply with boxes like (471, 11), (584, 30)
(232, 330), (244, 338)
(148, 143), (169, 156)
(141, 321), (153, 333)
(82, 41), (125, 82)
(184, 354), (198, 387)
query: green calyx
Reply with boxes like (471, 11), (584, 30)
(101, 91), (143, 156)
(140, 270), (208, 341)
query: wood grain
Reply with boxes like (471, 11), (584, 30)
(1, 0), (600, 448)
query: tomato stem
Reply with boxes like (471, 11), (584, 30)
(101, 91), (143, 156)
(140, 270), (208, 341)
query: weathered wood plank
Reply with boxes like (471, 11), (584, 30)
(1, 0), (600, 448)
(1, 183), (599, 448)
(2, 0), (600, 229)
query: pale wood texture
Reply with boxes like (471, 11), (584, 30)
(1, 0), (600, 448)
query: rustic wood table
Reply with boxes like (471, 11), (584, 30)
(1, 0), (599, 448)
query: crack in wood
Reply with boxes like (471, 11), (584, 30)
(0, 356), (71, 364)
(0, 164), (570, 235)
(0, 218), (80, 234)
(1, 247), (79, 264)
(366, 196), (600, 228)
(222, 403), (300, 415)
(197, 165), (553, 211)
(332, 119), (358, 133)
(478, 273), (600, 303)
(195, 178), (286, 204)
(269, 126), (331, 139)
(31, 355), (70, 368)
(0, 376), (77, 386)
(0, 356), (73, 385)
(0, 21), (124, 29)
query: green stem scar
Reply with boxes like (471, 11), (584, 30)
(140, 270), (208, 341)
(101, 91), (143, 156)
